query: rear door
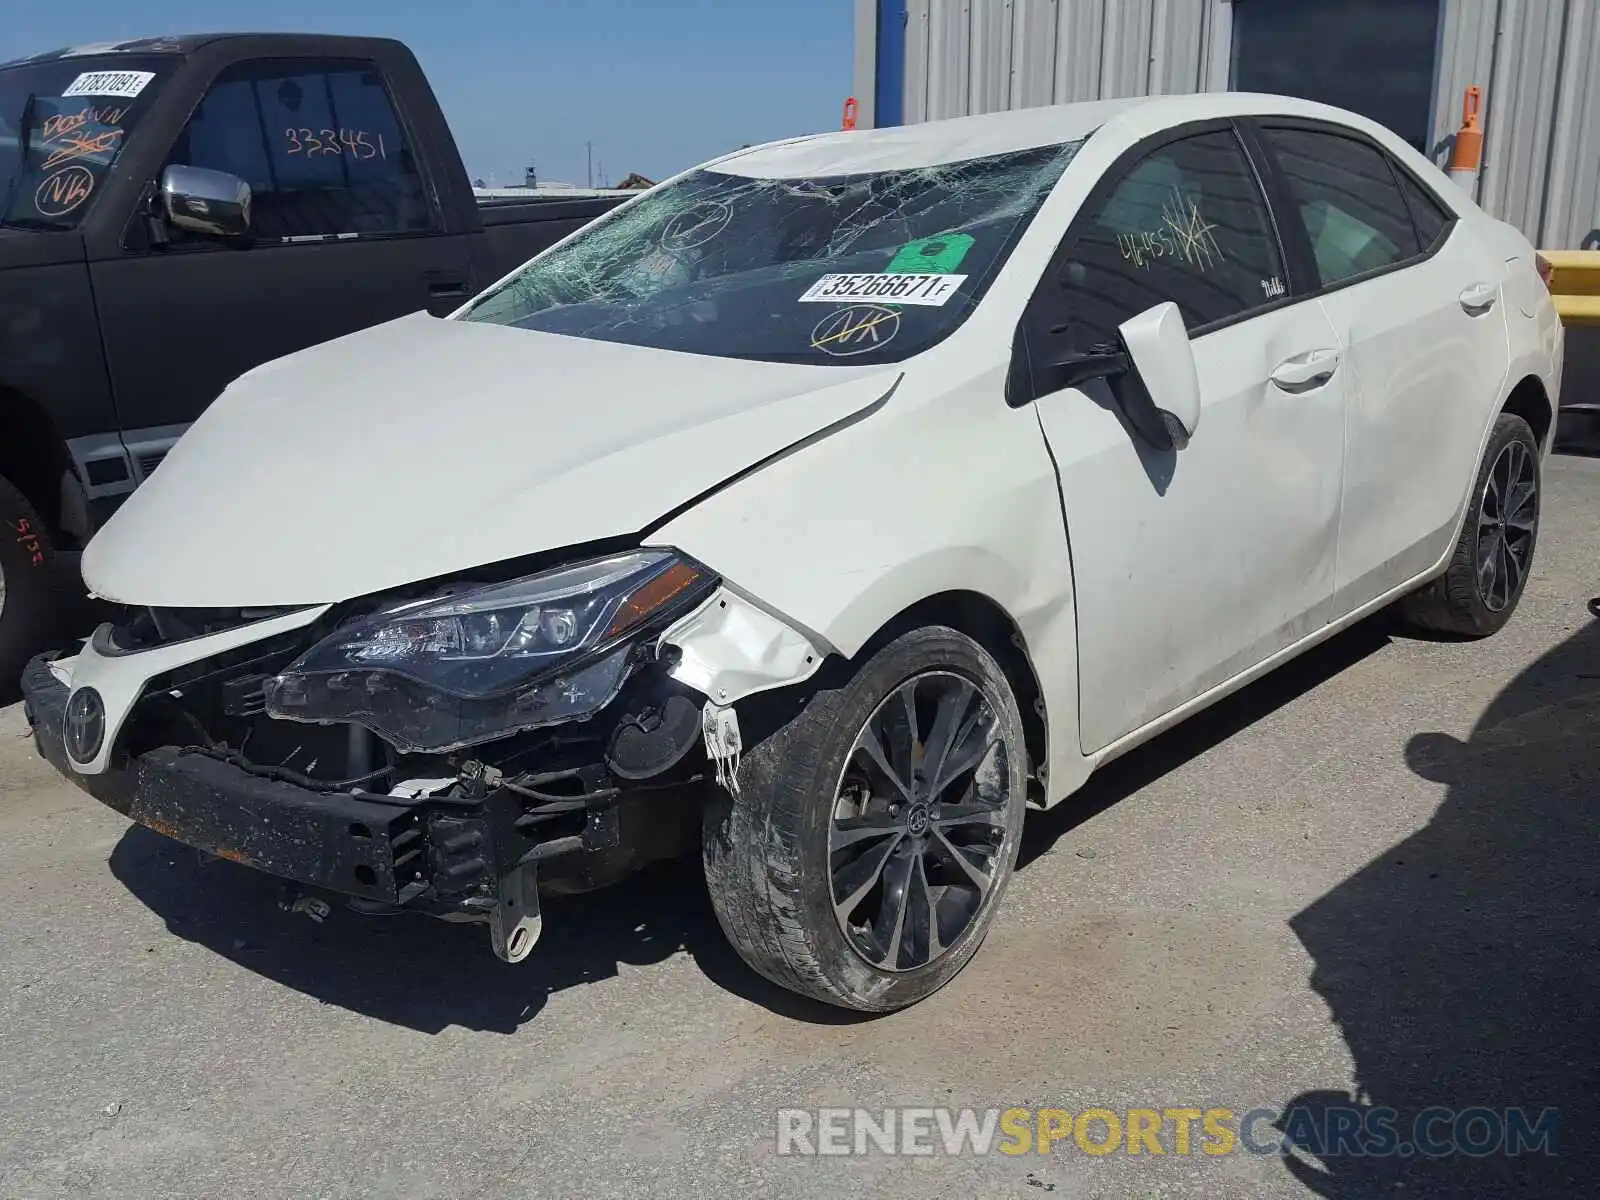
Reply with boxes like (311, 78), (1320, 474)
(1020, 123), (1349, 752)
(1250, 121), (1512, 610)
(89, 55), (478, 474)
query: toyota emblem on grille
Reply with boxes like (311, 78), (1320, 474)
(64, 687), (106, 764)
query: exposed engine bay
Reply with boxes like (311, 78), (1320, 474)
(24, 550), (824, 964)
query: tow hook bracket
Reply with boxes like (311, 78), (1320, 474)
(489, 861), (542, 963)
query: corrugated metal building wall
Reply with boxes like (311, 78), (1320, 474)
(852, 0), (1600, 249)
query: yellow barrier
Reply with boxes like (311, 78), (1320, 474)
(1542, 249), (1600, 327)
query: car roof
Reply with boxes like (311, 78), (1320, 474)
(1, 32), (393, 69)
(716, 92), (1403, 178)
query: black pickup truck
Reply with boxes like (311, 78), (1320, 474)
(0, 33), (630, 689)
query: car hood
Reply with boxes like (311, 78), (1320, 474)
(83, 312), (898, 607)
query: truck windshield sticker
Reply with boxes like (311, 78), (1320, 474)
(886, 232), (974, 274)
(799, 273), (966, 306)
(60, 70), (155, 99)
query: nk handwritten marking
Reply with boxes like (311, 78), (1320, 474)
(810, 304), (902, 356)
(34, 166), (96, 218)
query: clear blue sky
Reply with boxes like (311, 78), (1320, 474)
(4, 0), (856, 186)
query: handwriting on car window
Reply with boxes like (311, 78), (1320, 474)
(36, 105), (128, 170)
(1115, 190), (1224, 272)
(285, 128), (388, 160)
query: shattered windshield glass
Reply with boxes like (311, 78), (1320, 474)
(459, 140), (1086, 364)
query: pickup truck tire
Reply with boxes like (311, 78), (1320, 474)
(1399, 413), (1540, 638)
(703, 626), (1027, 1012)
(0, 475), (56, 700)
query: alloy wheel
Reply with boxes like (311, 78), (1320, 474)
(1476, 438), (1538, 613)
(828, 670), (1012, 972)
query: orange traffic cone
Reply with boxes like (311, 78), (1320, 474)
(1448, 87), (1484, 198)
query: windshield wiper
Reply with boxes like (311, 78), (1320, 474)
(0, 92), (40, 227)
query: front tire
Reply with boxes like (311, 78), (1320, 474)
(1399, 413), (1540, 637)
(0, 475), (56, 701)
(703, 626), (1028, 1012)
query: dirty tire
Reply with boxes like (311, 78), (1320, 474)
(1399, 413), (1540, 638)
(703, 626), (1028, 1012)
(0, 475), (56, 701)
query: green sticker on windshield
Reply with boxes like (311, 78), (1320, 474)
(886, 232), (975, 274)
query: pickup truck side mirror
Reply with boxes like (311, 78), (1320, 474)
(161, 164), (252, 238)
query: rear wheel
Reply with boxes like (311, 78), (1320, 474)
(0, 475), (56, 701)
(703, 626), (1028, 1012)
(1399, 413), (1540, 637)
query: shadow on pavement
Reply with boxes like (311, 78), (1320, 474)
(1019, 616), (1394, 868)
(109, 830), (862, 1034)
(1276, 611), (1600, 1197)
(107, 615), (1400, 1035)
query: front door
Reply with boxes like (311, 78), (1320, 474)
(90, 55), (476, 475)
(1021, 126), (1348, 752)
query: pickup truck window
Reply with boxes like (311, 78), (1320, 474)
(0, 54), (173, 230)
(165, 57), (433, 241)
(457, 140), (1085, 364)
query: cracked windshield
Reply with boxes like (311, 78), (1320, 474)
(0, 56), (172, 229)
(460, 139), (1085, 363)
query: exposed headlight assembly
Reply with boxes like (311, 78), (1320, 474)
(263, 550), (716, 753)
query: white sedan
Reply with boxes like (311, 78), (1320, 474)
(23, 92), (1563, 1011)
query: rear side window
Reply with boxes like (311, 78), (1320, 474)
(1395, 167), (1454, 252)
(1260, 127), (1420, 287)
(1037, 129), (1286, 352)
(166, 57), (433, 240)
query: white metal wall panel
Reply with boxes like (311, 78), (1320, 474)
(905, 0), (933, 124)
(969, 0), (1018, 113)
(1541, 0), (1600, 248)
(1477, 0), (1567, 241)
(1010, 0), (1061, 109)
(1100, 0), (1156, 98)
(1052, 0), (1107, 103)
(927, 0), (973, 119)
(1149, 0), (1208, 96)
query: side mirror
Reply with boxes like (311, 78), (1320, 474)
(161, 164), (251, 238)
(1116, 302), (1201, 445)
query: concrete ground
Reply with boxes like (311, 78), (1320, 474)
(3, 456), (1598, 1200)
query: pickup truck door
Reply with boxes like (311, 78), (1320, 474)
(87, 55), (478, 476)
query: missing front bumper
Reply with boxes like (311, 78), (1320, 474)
(21, 653), (620, 960)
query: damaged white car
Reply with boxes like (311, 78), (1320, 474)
(24, 92), (1562, 1011)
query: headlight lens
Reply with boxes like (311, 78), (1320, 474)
(263, 549), (714, 753)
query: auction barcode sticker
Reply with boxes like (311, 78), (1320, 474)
(799, 273), (967, 307)
(61, 70), (156, 99)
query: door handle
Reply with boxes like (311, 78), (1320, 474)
(1269, 348), (1341, 392)
(425, 269), (470, 298)
(1459, 282), (1498, 313)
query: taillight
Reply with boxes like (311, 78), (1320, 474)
(1535, 252), (1554, 292)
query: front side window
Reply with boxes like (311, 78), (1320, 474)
(0, 54), (174, 230)
(166, 58), (432, 240)
(1262, 127), (1421, 288)
(1037, 130), (1286, 353)
(459, 140), (1085, 364)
